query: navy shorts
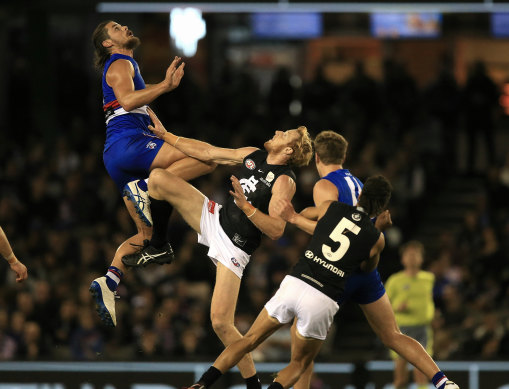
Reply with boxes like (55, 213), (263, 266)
(337, 268), (386, 306)
(103, 133), (164, 193)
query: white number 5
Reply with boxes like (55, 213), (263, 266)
(322, 217), (361, 262)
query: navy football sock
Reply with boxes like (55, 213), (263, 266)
(148, 196), (173, 248)
(432, 371), (448, 389)
(105, 266), (123, 291)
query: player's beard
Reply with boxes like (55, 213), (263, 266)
(125, 36), (141, 50)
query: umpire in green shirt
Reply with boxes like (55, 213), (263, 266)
(386, 240), (435, 389)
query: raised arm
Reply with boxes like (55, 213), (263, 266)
(0, 227), (28, 283)
(230, 174), (296, 240)
(360, 233), (385, 273)
(106, 56), (184, 111)
(147, 108), (257, 165)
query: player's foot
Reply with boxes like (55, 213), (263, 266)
(89, 276), (117, 327)
(444, 381), (460, 389)
(121, 241), (174, 268)
(123, 180), (152, 227)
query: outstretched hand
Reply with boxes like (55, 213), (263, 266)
(164, 56), (185, 92)
(229, 176), (248, 210)
(147, 107), (168, 139)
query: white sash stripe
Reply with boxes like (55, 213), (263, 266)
(106, 271), (120, 284)
(105, 105), (149, 125)
(437, 377), (448, 387)
(344, 176), (357, 205)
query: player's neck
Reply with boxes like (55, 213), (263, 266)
(111, 47), (134, 57)
(266, 152), (288, 166)
(318, 163), (343, 178)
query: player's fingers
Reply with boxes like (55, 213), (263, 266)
(147, 108), (159, 123)
(231, 184), (240, 194)
(148, 125), (161, 134)
(168, 56), (180, 71)
(232, 181), (242, 192)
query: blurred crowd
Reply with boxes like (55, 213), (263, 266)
(0, 55), (508, 363)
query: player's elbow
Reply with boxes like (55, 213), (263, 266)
(117, 98), (136, 112)
(119, 102), (134, 112)
(269, 229), (284, 241)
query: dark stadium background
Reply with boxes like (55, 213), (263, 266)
(0, 1), (508, 388)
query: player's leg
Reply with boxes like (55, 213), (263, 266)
(186, 308), (283, 389)
(360, 294), (439, 378)
(360, 294), (459, 388)
(90, 196), (151, 327)
(393, 357), (410, 389)
(270, 330), (323, 389)
(414, 367), (430, 389)
(125, 139), (215, 228)
(210, 263), (259, 381)
(291, 319), (313, 389)
(215, 308), (283, 373)
(272, 277), (335, 389)
(122, 169), (205, 267)
(145, 145), (216, 250)
(414, 325), (435, 389)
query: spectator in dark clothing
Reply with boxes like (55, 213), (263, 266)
(462, 61), (499, 173)
(425, 59), (461, 173)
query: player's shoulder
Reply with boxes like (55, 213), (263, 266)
(109, 57), (134, 67)
(316, 177), (338, 190)
(314, 178), (339, 199)
(107, 57), (135, 73)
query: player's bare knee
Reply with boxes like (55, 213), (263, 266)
(210, 314), (232, 337)
(148, 168), (166, 192)
(380, 328), (401, 348)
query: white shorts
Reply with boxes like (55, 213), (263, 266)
(265, 275), (339, 340)
(197, 197), (251, 279)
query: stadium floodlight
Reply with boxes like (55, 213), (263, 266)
(169, 7), (206, 57)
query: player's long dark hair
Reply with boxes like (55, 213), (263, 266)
(358, 175), (392, 217)
(92, 20), (112, 71)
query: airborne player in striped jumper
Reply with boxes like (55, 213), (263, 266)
(89, 20), (214, 327)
